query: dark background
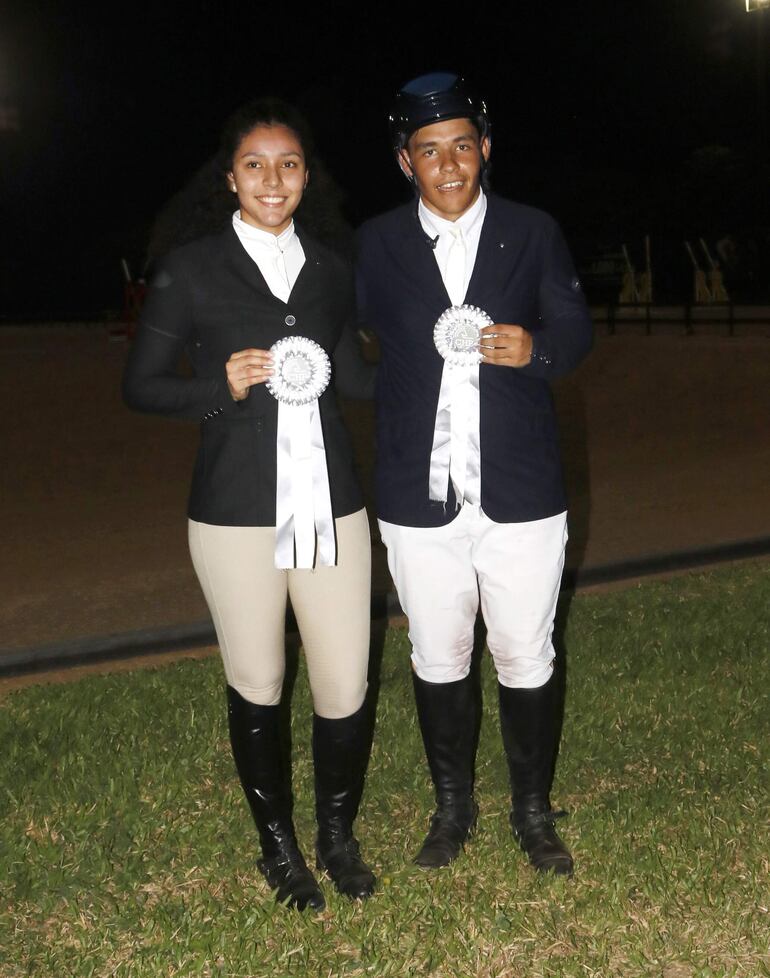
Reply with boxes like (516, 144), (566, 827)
(1, 0), (769, 318)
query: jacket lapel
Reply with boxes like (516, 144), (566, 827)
(464, 196), (516, 308)
(221, 224), (276, 301)
(289, 223), (323, 303)
(387, 204), (452, 311)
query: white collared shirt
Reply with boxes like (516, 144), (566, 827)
(231, 212), (305, 303)
(418, 189), (487, 306)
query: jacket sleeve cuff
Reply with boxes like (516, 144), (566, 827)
(515, 332), (555, 378)
(201, 375), (244, 421)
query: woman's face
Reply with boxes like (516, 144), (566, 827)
(227, 124), (308, 235)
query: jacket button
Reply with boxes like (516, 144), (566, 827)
(285, 314), (296, 327)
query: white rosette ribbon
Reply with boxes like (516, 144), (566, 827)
(430, 304), (493, 506)
(267, 336), (335, 569)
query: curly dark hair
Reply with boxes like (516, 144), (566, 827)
(147, 96), (351, 265)
(218, 96), (316, 175)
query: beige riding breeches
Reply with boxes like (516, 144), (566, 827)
(189, 508), (371, 719)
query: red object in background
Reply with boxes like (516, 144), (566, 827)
(121, 279), (146, 339)
(110, 259), (147, 341)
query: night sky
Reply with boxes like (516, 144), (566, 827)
(1, 0), (768, 317)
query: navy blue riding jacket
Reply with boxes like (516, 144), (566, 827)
(356, 194), (593, 527)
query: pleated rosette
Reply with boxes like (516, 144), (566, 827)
(430, 304), (493, 505)
(267, 336), (335, 569)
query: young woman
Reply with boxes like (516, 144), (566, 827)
(123, 98), (376, 911)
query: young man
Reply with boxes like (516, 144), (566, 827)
(356, 74), (593, 876)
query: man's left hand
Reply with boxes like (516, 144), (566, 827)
(479, 323), (532, 367)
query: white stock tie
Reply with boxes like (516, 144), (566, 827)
(445, 226), (466, 307)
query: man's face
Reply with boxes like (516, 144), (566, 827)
(399, 117), (490, 222)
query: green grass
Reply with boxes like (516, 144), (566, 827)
(2, 563), (769, 978)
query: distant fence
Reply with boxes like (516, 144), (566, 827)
(592, 304), (770, 337)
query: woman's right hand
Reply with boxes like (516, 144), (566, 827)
(225, 348), (274, 401)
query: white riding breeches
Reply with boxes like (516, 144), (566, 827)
(379, 506), (568, 689)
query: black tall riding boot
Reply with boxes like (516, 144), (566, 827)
(498, 675), (574, 876)
(226, 686), (325, 911)
(412, 673), (479, 868)
(313, 701), (377, 899)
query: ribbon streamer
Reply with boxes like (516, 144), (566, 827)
(274, 400), (336, 569)
(428, 362), (480, 506)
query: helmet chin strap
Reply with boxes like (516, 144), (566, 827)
(396, 149), (416, 185)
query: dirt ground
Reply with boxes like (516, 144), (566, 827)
(1, 324), (769, 658)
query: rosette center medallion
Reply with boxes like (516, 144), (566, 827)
(267, 336), (331, 405)
(281, 353), (313, 389)
(433, 304), (494, 365)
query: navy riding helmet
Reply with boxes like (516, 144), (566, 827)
(389, 72), (490, 153)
